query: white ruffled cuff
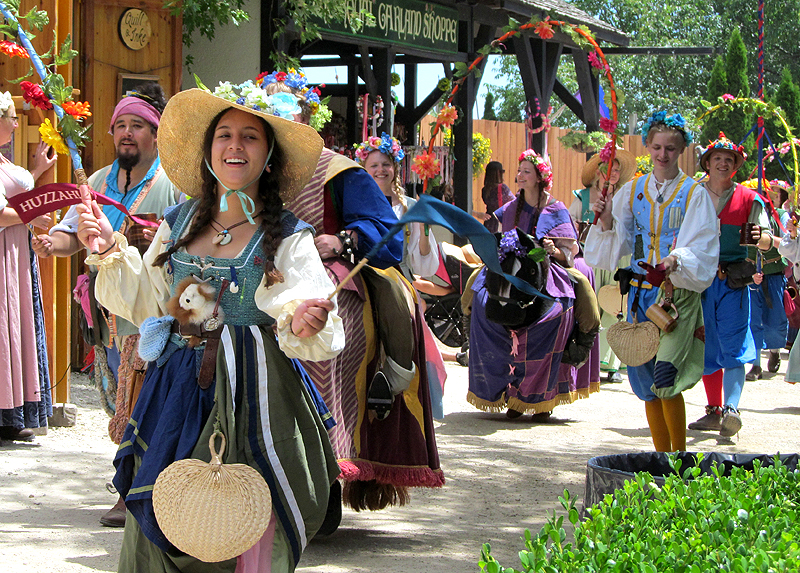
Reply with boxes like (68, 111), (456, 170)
(84, 232), (132, 267)
(275, 300), (345, 361)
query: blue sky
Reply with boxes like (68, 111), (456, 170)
(303, 56), (501, 118)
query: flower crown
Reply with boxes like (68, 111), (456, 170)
(0, 91), (13, 114)
(355, 133), (404, 163)
(641, 111), (693, 145)
(770, 179), (792, 190)
(518, 149), (554, 192)
(210, 80), (301, 120)
(705, 131), (747, 160)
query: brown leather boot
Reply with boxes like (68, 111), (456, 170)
(100, 496), (126, 527)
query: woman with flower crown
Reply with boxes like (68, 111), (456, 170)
(0, 90), (56, 443)
(74, 84), (344, 572)
(467, 149), (598, 418)
(585, 111), (719, 452)
(261, 69), (444, 528)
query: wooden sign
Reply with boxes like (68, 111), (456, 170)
(119, 8), (152, 51)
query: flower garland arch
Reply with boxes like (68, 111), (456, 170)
(413, 15), (622, 208)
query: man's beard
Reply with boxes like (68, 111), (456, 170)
(117, 150), (141, 171)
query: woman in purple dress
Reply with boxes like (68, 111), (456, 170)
(467, 150), (599, 418)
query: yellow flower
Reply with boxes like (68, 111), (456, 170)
(39, 119), (69, 155)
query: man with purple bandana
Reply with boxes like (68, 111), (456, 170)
(33, 85), (182, 527)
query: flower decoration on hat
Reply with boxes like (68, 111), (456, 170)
(706, 132), (747, 160)
(641, 111), (693, 146)
(254, 68), (330, 131)
(355, 132), (404, 164)
(211, 80), (301, 120)
(518, 149), (554, 192)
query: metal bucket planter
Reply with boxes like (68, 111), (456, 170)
(583, 452), (800, 514)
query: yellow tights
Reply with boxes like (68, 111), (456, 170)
(644, 394), (686, 452)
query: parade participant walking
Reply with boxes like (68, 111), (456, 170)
(261, 70), (442, 528)
(686, 133), (771, 437)
(75, 86), (343, 572)
(0, 91), (55, 442)
(746, 180), (789, 380)
(33, 84), (182, 527)
(569, 149), (636, 383)
(468, 149), (594, 418)
(585, 112), (719, 452)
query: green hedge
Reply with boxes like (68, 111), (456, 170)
(479, 455), (800, 572)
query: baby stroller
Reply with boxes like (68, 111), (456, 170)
(418, 242), (482, 349)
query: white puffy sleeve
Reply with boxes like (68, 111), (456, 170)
(583, 181), (636, 271)
(87, 222), (174, 326)
(667, 189), (719, 292)
(254, 228), (344, 361)
(779, 233), (800, 261)
(406, 223), (440, 277)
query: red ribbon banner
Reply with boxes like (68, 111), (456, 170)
(6, 183), (160, 227)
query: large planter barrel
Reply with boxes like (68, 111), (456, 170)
(583, 452), (800, 514)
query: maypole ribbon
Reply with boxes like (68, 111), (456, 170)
(0, 1), (98, 250)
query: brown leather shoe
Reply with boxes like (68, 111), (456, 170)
(100, 496), (127, 527)
(0, 426), (35, 442)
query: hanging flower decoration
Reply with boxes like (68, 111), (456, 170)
(599, 117), (619, 135)
(38, 118), (69, 155)
(391, 72), (401, 87)
(20, 81), (53, 110)
(61, 100), (92, 119)
(421, 14), (622, 212)
(0, 2), (92, 156)
(0, 39), (28, 58)
(526, 99), (551, 136)
(587, 52), (606, 72)
(697, 95), (799, 203)
(356, 94), (384, 125)
(412, 151), (441, 179)
(436, 105), (458, 128)
(533, 17), (555, 40)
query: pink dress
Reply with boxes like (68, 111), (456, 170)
(0, 155), (43, 421)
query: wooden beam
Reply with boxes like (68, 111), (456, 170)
(573, 50), (600, 132)
(553, 78), (585, 122)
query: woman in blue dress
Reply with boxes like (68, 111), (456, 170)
(75, 86), (343, 572)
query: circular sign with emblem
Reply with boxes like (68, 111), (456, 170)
(119, 8), (152, 51)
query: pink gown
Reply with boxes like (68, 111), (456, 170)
(0, 155), (43, 422)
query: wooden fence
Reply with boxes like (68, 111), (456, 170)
(421, 118), (699, 214)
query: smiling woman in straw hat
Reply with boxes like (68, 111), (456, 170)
(568, 148), (635, 383)
(74, 83), (344, 572)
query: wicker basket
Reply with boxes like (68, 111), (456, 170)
(153, 432), (272, 563)
(606, 317), (660, 367)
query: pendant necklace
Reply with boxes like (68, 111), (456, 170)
(210, 217), (251, 246)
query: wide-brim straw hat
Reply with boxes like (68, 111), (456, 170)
(597, 284), (627, 317)
(158, 88), (323, 201)
(699, 132), (746, 173)
(581, 149), (636, 188)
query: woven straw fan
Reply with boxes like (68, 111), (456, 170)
(153, 431), (272, 562)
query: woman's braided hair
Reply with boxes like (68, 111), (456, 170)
(153, 108), (286, 286)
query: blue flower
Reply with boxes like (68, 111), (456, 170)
(269, 92), (301, 119)
(236, 97), (246, 105)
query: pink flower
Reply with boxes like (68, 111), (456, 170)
(721, 94), (735, 102)
(588, 52), (603, 70)
(599, 141), (615, 163)
(599, 118), (619, 134)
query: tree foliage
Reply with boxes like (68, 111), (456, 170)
(483, 91), (497, 120)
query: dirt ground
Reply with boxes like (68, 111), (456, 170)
(2, 350), (800, 573)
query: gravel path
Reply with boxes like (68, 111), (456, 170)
(2, 351), (799, 572)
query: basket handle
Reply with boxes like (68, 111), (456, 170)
(208, 431), (226, 469)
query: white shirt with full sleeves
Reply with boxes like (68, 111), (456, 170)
(86, 222), (344, 362)
(583, 170), (719, 293)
